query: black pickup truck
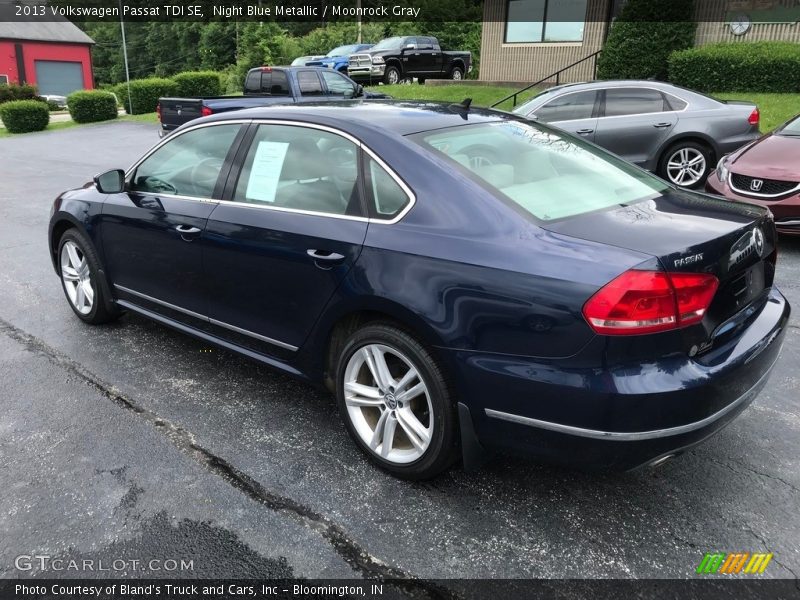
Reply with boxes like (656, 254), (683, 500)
(157, 66), (389, 136)
(347, 36), (471, 85)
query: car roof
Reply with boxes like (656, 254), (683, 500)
(201, 100), (512, 136)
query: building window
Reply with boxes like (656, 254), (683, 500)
(0, 75), (8, 84)
(505, 0), (588, 43)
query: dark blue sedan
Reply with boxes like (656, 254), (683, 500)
(48, 102), (789, 479)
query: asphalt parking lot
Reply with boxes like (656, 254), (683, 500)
(0, 121), (798, 584)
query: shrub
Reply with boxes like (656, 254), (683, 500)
(0, 99), (49, 133)
(172, 71), (222, 97)
(67, 90), (118, 123)
(115, 77), (178, 114)
(597, 0), (696, 81)
(669, 42), (800, 93)
(0, 83), (39, 104)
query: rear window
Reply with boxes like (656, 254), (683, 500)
(245, 70), (290, 96)
(410, 121), (669, 221)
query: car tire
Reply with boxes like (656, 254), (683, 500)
(57, 229), (120, 325)
(450, 66), (464, 81)
(383, 66), (401, 85)
(417, 77), (426, 85)
(658, 141), (713, 189)
(335, 323), (459, 480)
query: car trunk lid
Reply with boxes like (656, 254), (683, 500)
(541, 190), (777, 337)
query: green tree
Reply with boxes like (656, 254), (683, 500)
(596, 0), (696, 81)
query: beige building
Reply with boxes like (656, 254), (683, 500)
(479, 0), (800, 84)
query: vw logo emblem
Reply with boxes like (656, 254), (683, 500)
(384, 392), (398, 410)
(750, 179), (763, 192)
(753, 228), (764, 257)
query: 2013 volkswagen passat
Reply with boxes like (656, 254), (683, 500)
(48, 102), (789, 479)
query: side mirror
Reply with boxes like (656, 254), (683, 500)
(94, 169), (125, 194)
(403, 44), (416, 51)
(355, 84), (364, 98)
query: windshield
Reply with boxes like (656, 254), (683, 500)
(327, 45), (359, 57)
(371, 37), (404, 51)
(779, 115), (800, 135)
(512, 89), (556, 114)
(410, 120), (669, 221)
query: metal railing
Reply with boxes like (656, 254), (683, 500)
(490, 50), (602, 109)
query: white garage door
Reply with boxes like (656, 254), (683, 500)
(34, 61), (84, 96)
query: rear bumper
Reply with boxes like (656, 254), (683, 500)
(451, 288), (789, 470)
(706, 173), (800, 235)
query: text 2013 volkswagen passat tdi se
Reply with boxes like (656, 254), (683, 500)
(48, 102), (789, 479)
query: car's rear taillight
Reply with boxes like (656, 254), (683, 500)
(583, 270), (719, 335)
(156, 102), (161, 122)
(201, 105), (213, 117)
(748, 107), (760, 126)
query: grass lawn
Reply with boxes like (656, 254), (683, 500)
(0, 112), (158, 138)
(712, 92), (799, 133)
(366, 83), (540, 112)
(370, 84), (800, 133)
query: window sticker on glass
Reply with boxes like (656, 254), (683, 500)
(245, 141), (289, 202)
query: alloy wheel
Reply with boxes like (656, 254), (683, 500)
(451, 69), (463, 80)
(60, 240), (94, 315)
(343, 343), (433, 464)
(666, 147), (706, 187)
(387, 69), (399, 84)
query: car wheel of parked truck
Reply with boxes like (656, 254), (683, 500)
(450, 66), (464, 80)
(336, 323), (459, 479)
(383, 65), (401, 85)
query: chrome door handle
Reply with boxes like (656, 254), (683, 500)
(576, 128), (594, 135)
(175, 224), (201, 242)
(307, 249), (345, 262)
(653, 122), (673, 128)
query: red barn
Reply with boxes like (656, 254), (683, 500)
(0, 20), (94, 96)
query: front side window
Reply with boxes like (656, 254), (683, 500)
(232, 124), (361, 216)
(603, 88), (667, 117)
(321, 71), (357, 97)
(505, 0), (587, 43)
(535, 90), (597, 122)
(411, 120), (668, 222)
(130, 124), (240, 198)
(297, 71), (324, 96)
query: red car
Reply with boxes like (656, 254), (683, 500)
(706, 114), (800, 235)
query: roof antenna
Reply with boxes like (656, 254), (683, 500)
(449, 98), (472, 119)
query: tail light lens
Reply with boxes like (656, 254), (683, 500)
(748, 107), (760, 126)
(156, 102), (161, 122)
(201, 105), (213, 117)
(583, 270), (719, 335)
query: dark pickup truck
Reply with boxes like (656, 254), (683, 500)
(347, 36), (471, 85)
(157, 66), (389, 136)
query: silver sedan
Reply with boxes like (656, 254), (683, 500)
(512, 80), (761, 189)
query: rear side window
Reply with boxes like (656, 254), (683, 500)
(535, 90), (597, 122)
(130, 124), (240, 198)
(411, 121), (668, 222)
(603, 88), (667, 117)
(665, 94), (688, 111)
(297, 71), (324, 96)
(365, 155), (412, 220)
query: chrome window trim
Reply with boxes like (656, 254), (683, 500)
(123, 118), (416, 225)
(528, 86), (690, 123)
(125, 119), (252, 182)
(113, 284), (298, 351)
(729, 174), (800, 199)
(485, 354), (778, 441)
